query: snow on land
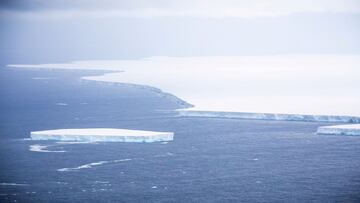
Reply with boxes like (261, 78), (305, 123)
(9, 55), (360, 122)
(30, 128), (174, 142)
(317, 124), (360, 136)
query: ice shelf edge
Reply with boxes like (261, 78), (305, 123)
(177, 110), (360, 123)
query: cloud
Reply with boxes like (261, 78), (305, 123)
(1, 0), (360, 19)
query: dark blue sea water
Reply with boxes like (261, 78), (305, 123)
(0, 68), (360, 203)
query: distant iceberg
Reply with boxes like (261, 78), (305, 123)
(178, 110), (360, 123)
(30, 128), (174, 142)
(316, 124), (360, 136)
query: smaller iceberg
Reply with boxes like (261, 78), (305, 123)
(30, 128), (174, 142)
(316, 124), (360, 136)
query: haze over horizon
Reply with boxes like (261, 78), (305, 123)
(1, 0), (360, 63)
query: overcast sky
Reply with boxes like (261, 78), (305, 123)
(1, 0), (360, 63)
(2, 0), (360, 18)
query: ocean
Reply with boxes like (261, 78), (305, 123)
(0, 68), (359, 202)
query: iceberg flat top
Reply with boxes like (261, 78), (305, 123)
(31, 128), (174, 142)
(10, 55), (360, 118)
(31, 128), (171, 137)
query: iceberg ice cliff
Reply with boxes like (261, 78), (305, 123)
(30, 128), (174, 142)
(178, 110), (360, 123)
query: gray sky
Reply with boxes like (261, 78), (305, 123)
(1, 0), (360, 63)
(2, 0), (360, 17)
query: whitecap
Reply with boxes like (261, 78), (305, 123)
(55, 103), (68, 106)
(58, 158), (132, 172)
(153, 152), (175, 157)
(32, 77), (57, 80)
(94, 181), (109, 184)
(29, 144), (65, 153)
(0, 183), (29, 186)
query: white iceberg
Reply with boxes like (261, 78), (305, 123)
(178, 110), (360, 123)
(30, 128), (174, 142)
(316, 124), (360, 136)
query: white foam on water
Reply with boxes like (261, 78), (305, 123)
(94, 181), (109, 184)
(57, 159), (132, 172)
(32, 77), (57, 80)
(57, 152), (175, 172)
(55, 103), (68, 106)
(29, 144), (66, 153)
(0, 183), (29, 186)
(153, 152), (175, 158)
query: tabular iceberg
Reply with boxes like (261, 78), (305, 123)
(178, 110), (360, 123)
(316, 124), (360, 136)
(30, 128), (174, 142)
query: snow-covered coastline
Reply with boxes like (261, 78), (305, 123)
(80, 78), (193, 109)
(31, 128), (174, 142)
(9, 55), (360, 123)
